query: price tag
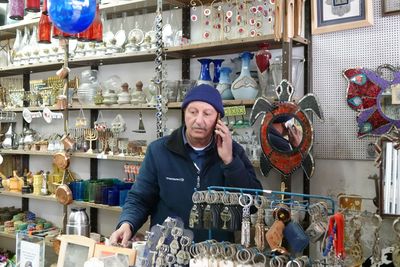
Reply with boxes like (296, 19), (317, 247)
(96, 154), (108, 159)
(223, 105), (246, 117)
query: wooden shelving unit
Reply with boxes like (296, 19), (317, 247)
(72, 201), (122, 212)
(0, 35), (308, 77)
(0, 150), (145, 162)
(0, 190), (57, 202)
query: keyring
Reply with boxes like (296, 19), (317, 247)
(239, 193), (253, 207)
(254, 195), (266, 209)
(371, 213), (382, 229)
(165, 253), (176, 265)
(236, 248), (252, 264)
(286, 259), (301, 267)
(252, 252), (267, 265)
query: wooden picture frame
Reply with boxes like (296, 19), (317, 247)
(94, 244), (136, 266)
(56, 235), (96, 267)
(311, 0), (374, 34)
(382, 0), (400, 16)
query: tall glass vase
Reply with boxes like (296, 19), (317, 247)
(212, 59), (224, 84)
(255, 43), (274, 98)
(197, 58), (213, 86)
(231, 51), (258, 100)
(216, 67), (233, 100)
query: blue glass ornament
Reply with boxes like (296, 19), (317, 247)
(212, 59), (225, 84)
(48, 0), (96, 34)
(197, 58), (213, 86)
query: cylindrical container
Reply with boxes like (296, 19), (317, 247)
(25, 0), (40, 12)
(107, 187), (119, 206)
(33, 174), (43, 195)
(9, 0), (24, 20)
(66, 207), (90, 237)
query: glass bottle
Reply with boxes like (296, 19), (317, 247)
(42, 0), (48, 14)
(38, 18), (50, 50)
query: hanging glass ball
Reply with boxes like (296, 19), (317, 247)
(48, 0), (96, 34)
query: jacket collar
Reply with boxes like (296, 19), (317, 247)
(165, 126), (217, 157)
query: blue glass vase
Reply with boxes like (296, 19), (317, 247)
(212, 59), (225, 84)
(197, 58), (213, 86)
(231, 51), (259, 100)
(216, 67), (234, 100)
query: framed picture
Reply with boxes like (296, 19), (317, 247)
(311, 0), (374, 34)
(16, 233), (45, 267)
(56, 235), (96, 267)
(382, 0), (400, 16)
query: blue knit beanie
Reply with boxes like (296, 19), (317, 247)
(182, 84), (225, 118)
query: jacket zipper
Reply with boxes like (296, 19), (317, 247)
(193, 162), (200, 188)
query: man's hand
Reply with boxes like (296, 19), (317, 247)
(215, 119), (233, 165)
(109, 223), (133, 248)
(287, 125), (302, 148)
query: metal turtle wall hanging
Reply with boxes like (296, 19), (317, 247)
(250, 80), (324, 178)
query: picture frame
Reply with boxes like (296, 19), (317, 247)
(94, 244), (136, 266)
(56, 235), (96, 267)
(382, 0), (400, 16)
(311, 0), (374, 34)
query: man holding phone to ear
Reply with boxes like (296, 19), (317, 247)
(110, 84), (262, 245)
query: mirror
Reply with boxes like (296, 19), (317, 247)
(250, 80), (324, 178)
(345, 64), (400, 137)
(267, 115), (304, 152)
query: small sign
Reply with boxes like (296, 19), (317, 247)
(224, 105), (246, 117)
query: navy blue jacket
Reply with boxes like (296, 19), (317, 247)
(118, 126), (262, 242)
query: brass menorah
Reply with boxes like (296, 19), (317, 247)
(98, 129), (112, 154)
(84, 128), (98, 154)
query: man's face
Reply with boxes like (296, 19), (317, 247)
(184, 101), (218, 141)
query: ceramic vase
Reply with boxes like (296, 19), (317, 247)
(216, 67), (234, 100)
(255, 43), (275, 98)
(197, 58), (213, 86)
(212, 59), (225, 84)
(231, 51), (258, 100)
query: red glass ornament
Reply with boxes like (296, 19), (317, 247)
(52, 24), (62, 39)
(26, 0), (40, 12)
(9, 0), (24, 20)
(38, 13), (52, 43)
(255, 43), (271, 73)
(91, 4), (103, 42)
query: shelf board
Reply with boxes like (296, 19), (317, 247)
(72, 152), (145, 162)
(73, 201), (122, 212)
(3, 106), (63, 112)
(0, 190), (57, 202)
(167, 99), (255, 109)
(166, 35), (308, 58)
(70, 103), (156, 110)
(0, 231), (55, 246)
(0, 150), (145, 162)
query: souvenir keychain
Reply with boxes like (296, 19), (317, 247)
(239, 193), (253, 247)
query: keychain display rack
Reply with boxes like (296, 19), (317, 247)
(207, 186), (336, 215)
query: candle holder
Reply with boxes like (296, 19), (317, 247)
(84, 128), (98, 154)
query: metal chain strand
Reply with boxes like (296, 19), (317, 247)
(155, 0), (166, 138)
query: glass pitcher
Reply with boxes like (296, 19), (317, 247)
(270, 56), (305, 93)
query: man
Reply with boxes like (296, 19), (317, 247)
(110, 84), (262, 246)
(268, 115), (302, 151)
